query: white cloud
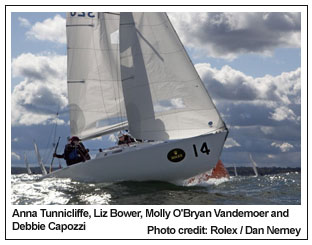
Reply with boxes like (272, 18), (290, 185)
(271, 142), (294, 152)
(26, 15), (66, 44)
(260, 126), (274, 135)
(11, 53), (67, 126)
(196, 63), (300, 105)
(267, 154), (276, 159)
(12, 152), (21, 160)
(224, 137), (241, 148)
(18, 17), (31, 27)
(269, 106), (298, 122)
(169, 12), (300, 60)
(196, 63), (300, 131)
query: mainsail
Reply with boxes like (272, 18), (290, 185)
(66, 12), (127, 140)
(120, 12), (225, 140)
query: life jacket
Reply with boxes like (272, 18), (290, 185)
(68, 148), (79, 160)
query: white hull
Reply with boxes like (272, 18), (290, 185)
(44, 130), (227, 183)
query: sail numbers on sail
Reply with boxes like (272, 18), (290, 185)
(70, 12), (96, 18)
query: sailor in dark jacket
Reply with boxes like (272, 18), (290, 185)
(54, 136), (90, 166)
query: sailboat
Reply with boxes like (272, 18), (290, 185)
(24, 153), (33, 175)
(44, 12), (228, 183)
(233, 163), (238, 177)
(34, 141), (47, 175)
(249, 154), (258, 177)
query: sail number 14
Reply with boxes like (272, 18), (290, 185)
(193, 142), (210, 157)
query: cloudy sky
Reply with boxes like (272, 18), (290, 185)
(10, 11), (302, 168)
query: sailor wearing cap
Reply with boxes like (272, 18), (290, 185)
(54, 136), (90, 166)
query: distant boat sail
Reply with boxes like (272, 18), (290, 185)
(24, 153), (32, 175)
(42, 12), (228, 183)
(33, 141), (47, 175)
(249, 154), (258, 177)
(234, 163), (238, 177)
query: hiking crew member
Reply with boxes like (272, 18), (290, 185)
(117, 131), (135, 145)
(54, 136), (90, 166)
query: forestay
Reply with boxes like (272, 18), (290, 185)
(66, 12), (127, 140)
(120, 12), (225, 141)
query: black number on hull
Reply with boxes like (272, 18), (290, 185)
(193, 144), (198, 157)
(200, 142), (210, 155)
(193, 142), (210, 157)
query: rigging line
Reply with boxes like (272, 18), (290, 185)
(42, 126), (54, 163)
(42, 107), (60, 164)
(42, 111), (57, 163)
(49, 106), (61, 162)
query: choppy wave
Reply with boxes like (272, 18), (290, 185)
(11, 174), (112, 205)
(11, 172), (300, 205)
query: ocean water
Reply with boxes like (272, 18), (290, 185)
(11, 172), (300, 205)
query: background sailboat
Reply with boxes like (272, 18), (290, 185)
(33, 141), (47, 175)
(44, 12), (228, 183)
(249, 154), (258, 177)
(24, 153), (32, 175)
(234, 163), (238, 177)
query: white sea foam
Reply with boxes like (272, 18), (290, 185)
(11, 174), (72, 205)
(188, 177), (231, 187)
(78, 193), (111, 205)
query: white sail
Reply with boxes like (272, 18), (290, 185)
(234, 164), (238, 177)
(24, 153), (32, 175)
(33, 141), (47, 175)
(249, 154), (258, 177)
(66, 12), (127, 140)
(119, 12), (225, 141)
